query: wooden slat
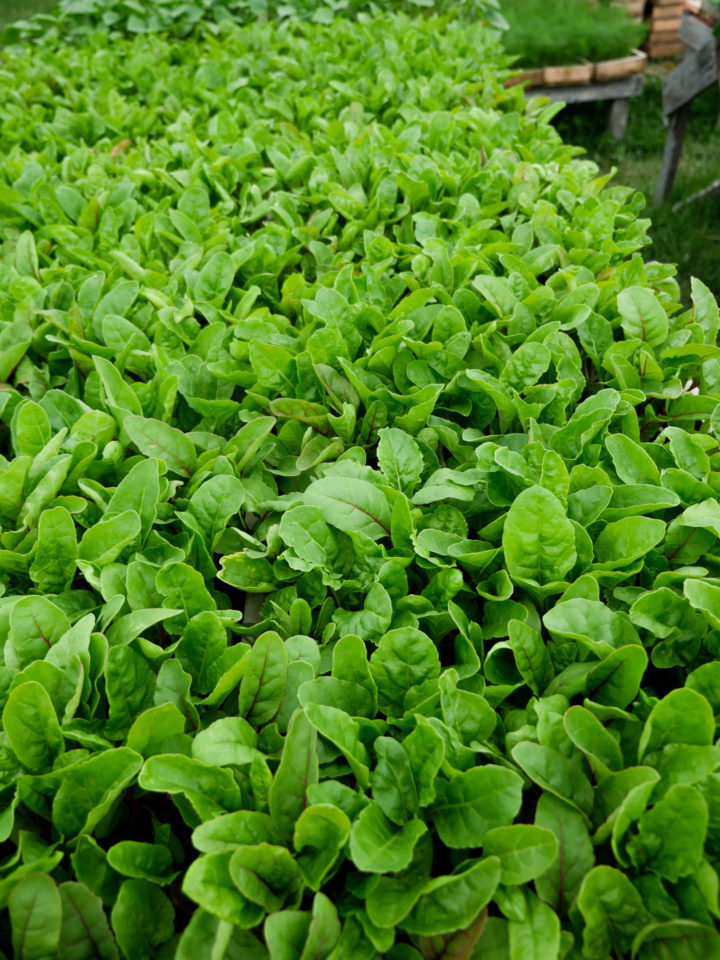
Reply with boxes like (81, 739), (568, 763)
(679, 10), (714, 48)
(526, 74), (644, 104)
(648, 41), (685, 57)
(652, 14), (682, 28)
(654, 103), (690, 205)
(662, 30), (720, 115)
(671, 177), (720, 211)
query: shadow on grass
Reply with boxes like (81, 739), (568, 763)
(553, 70), (720, 303)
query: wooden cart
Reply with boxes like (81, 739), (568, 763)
(654, 10), (720, 205)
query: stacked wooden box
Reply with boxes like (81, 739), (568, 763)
(612, 0), (686, 59)
(646, 0), (684, 58)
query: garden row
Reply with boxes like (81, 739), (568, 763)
(1, 7), (720, 960)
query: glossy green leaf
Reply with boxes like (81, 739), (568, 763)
(9, 873), (62, 960)
(502, 487), (576, 585)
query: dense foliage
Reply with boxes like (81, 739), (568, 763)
(1, 0), (505, 42)
(502, 0), (647, 69)
(0, 6), (720, 960)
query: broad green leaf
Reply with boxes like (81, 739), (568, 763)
(403, 716), (445, 807)
(563, 705), (623, 776)
(58, 882), (118, 960)
(194, 252), (236, 302)
(617, 286), (668, 348)
(138, 754), (242, 820)
(482, 825), (558, 885)
(268, 710), (318, 843)
(594, 516), (666, 567)
(349, 801), (427, 873)
(105, 646), (155, 738)
(631, 920), (720, 960)
(372, 736), (419, 824)
(192, 811), (280, 854)
(585, 645), (648, 708)
(377, 427), (423, 494)
(508, 891), (561, 960)
(369, 628), (441, 715)
(605, 434), (660, 485)
(400, 857), (501, 936)
(191, 717), (261, 767)
(535, 793), (594, 914)
(691, 276), (720, 343)
(78, 510), (141, 567)
(12, 400), (50, 458)
(511, 742), (593, 815)
(3, 681), (64, 771)
(577, 866), (649, 960)
(229, 843), (302, 911)
(263, 893), (340, 960)
(293, 804), (351, 890)
(126, 703), (187, 758)
(218, 552), (276, 593)
(10, 596), (70, 667)
(684, 579), (720, 630)
(304, 703), (370, 788)
(124, 416), (197, 478)
(188, 475), (246, 547)
(638, 688), (715, 760)
(430, 766), (523, 848)
(182, 851), (264, 928)
(303, 477), (391, 540)
(175, 910), (268, 960)
(111, 880), (174, 960)
(9, 873), (62, 960)
(53, 748), (143, 838)
(29, 506), (78, 592)
(502, 486), (576, 585)
(106, 842), (176, 885)
(627, 784), (707, 882)
(237, 631), (288, 727)
(508, 619), (554, 695)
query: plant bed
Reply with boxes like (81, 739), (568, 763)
(543, 60), (595, 85)
(505, 66), (544, 87)
(506, 48), (646, 88)
(1, 1), (720, 958)
(594, 45), (648, 80)
(502, 0), (649, 72)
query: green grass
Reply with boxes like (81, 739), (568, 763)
(554, 69), (720, 303)
(502, 0), (647, 69)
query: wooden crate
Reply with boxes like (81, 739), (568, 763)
(646, 0), (685, 57)
(647, 39), (684, 55)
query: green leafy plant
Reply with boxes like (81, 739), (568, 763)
(0, 4), (719, 960)
(502, 0), (648, 68)
(2, 0), (506, 43)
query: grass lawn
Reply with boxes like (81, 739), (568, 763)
(554, 67), (720, 303)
